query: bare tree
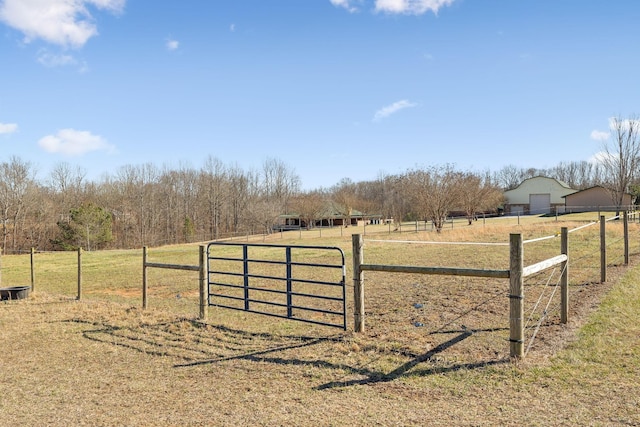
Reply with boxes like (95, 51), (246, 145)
(376, 173), (408, 225)
(331, 178), (357, 226)
(548, 160), (604, 190)
(112, 163), (160, 246)
(0, 157), (36, 252)
(599, 115), (640, 212)
(261, 157), (301, 213)
(230, 165), (250, 235)
(493, 165), (525, 190)
(404, 165), (461, 233)
(48, 162), (87, 207)
(245, 170), (280, 235)
(198, 156), (230, 240)
(458, 171), (504, 225)
(243, 159), (301, 235)
(290, 190), (326, 229)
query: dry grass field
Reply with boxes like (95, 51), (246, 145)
(1, 214), (639, 426)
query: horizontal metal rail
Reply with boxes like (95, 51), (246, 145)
(209, 303), (346, 329)
(207, 242), (347, 330)
(208, 255), (345, 271)
(208, 241), (344, 251)
(208, 270), (344, 287)
(211, 295), (344, 316)
(209, 282), (345, 302)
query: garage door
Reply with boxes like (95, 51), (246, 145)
(530, 193), (551, 215)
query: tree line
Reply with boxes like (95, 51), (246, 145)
(0, 155), (616, 253)
(1, 114), (638, 252)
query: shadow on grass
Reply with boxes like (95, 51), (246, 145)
(67, 317), (340, 363)
(315, 331), (508, 390)
(171, 328), (509, 389)
(68, 318), (508, 389)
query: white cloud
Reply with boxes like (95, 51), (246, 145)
(374, 0), (456, 15)
(37, 49), (76, 66)
(37, 49), (89, 71)
(38, 128), (115, 156)
(590, 130), (610, 141)
(230, 23), (235, 32)
(330, 0), (361, 13)
(0, 122), (18, 134)
(608, 116), (640, 132)
(0, 0), (125, 48)
(590, 117), (640, 143)
(373, 100), (417, 121)
(589, 151), (613, 165)
(166, 38), (179, 51)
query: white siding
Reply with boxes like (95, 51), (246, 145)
(504, 177), (576, 205)
(529, 194), (551, 214)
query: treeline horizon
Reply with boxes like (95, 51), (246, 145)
(0, 154), (611, 253)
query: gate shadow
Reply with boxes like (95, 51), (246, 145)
(314, 331), (507, 390)
(67, 318), (508, 389)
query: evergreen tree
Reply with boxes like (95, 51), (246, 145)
(52, 202), (113, 250)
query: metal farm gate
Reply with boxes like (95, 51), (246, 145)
(206, 242), (347, 330)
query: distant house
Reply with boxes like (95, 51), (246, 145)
(563, 186), (634, 213)
(503, 176), (577, 215)
(275, 201), (382, 230)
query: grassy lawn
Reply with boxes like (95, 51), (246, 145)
(0, 213), (638, 425)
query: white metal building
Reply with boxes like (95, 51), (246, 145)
(503, 176), (577, 215)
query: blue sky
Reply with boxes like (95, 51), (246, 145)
(1, 0), (639, 190)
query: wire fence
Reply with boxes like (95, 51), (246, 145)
(1, 211), (638, 361)
(352, 212), (639, 361)
(510, 213), (637, 355)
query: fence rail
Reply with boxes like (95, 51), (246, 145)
(359, 264), (510, 278)
(3, 210), (636, 361)
(352, 229), (570, 358)
(142, 246), (206, 313)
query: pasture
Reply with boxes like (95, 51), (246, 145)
(1, 214), (639, 425)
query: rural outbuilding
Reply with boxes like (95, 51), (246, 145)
(563, 185), (634, 213)
(274, 201), (382, 230)
(503, 176), (577, 215)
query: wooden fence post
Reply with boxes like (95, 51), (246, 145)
(199, 245), (208, 321)
(600, 215), (606, 283)
(352, 234), (364, 333)
(77, 247), (82, 300)
(30, 247), (35, 292)
(560, 227), (568, 324)
(624, 211), (629, 265)
(509, 233), (524, 358)
(142, 246), (148, 309)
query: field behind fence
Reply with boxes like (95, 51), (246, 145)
(2, 212), (640, 425)
(1, 212), (638, 364)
